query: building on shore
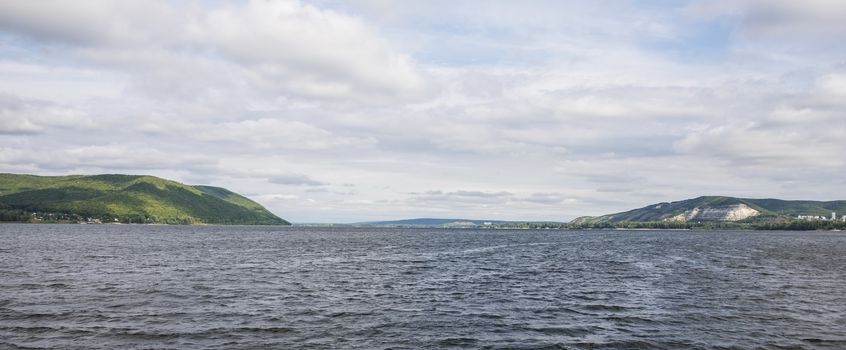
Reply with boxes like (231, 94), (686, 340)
(796, 212), (844, 222)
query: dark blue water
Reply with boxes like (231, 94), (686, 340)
(1, 224), (845, 349)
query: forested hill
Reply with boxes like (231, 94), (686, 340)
(0, 173), (289, 225)
(571, 196), (846, 227)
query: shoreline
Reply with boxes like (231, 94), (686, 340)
(3, 221), (843, 232)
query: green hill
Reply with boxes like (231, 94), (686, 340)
(0, 173), (290, 225)
(571, 196), (846, 226)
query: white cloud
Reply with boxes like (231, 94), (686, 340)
(190, 1), (430, 102)
(268, 174), (327, 186)
(59, 145), (216, 171)
(1, 1), (845, 222)
(0, 93), (95, 133)
(252, 194), (300, 201)
(814, 73), (846, 103)
(0, 0), (431, 105)
(196, 118), (376, 151)
(689, 0), (846, 38)
(674, 123), (844, 168)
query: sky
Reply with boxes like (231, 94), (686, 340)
(1, 0), (845, 223)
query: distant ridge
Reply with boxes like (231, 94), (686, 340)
(352, 218), (564, 228)
(0, 173), (289, 225)
(359, 218), (506, 227)
(571, 196), (846, 225)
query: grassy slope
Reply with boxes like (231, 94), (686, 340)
(573, 196), (846, 224)
(0, 174), (289, 225)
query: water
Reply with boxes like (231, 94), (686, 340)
(1, 224), (846, 349)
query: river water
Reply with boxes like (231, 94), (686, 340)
(1, 224), (845, 349)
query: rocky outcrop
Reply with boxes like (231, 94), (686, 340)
(668, 204), (759, 222)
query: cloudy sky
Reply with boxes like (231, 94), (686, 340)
(1, 0), (845, 223)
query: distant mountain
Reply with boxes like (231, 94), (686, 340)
(571, 196), (846, 225)
(0, 173), (289, 225)
(359, 218), (525, 228)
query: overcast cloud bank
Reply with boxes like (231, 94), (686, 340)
(1, 0), (844, 222)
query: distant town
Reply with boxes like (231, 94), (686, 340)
(797, 212), (845, 222)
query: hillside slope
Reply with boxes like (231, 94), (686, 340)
(0, 173), (289, 225)
(572, 196), (846, 225)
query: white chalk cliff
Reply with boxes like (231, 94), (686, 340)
(668, 204), (760, 222)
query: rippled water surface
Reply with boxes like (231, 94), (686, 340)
(2, 224), (846, 349)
